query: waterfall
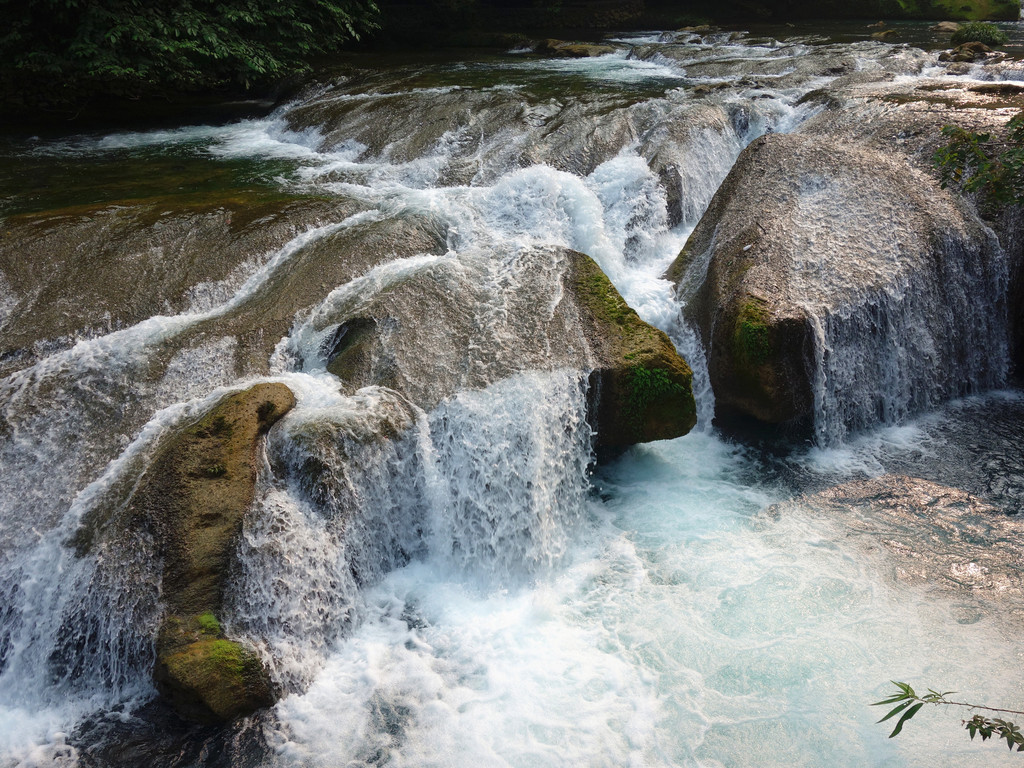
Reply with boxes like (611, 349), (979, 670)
(807, 226), (1010, 447)
(225, 370), (593, 694)
(0, 26), (1014, 767)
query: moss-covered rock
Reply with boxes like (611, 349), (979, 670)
(569, 253), (696, 447)
(320, 246), (695, 450)
(130, 382), (295, 722)
(154, 614), (274, 723)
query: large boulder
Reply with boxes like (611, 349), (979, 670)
(129, 383), (295, 722)
(669, 131), (1006, 439)
(321, 246), (695, 448)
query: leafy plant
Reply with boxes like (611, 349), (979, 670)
(950, 21), (1009, 47)
(934, 110), (1024, 206)
(873, 681), (1024, 750)
(0, 0), (381, 109)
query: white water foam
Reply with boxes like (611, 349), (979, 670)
(4, 30), (1019, 767)
(223, 369), (593, 702)
(262, 429), (1024, 767)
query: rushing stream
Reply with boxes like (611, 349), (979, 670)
(1, 22), (1024, 767)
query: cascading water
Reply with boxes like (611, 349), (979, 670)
(0, 24), (1022, 768)
(787, 185), (1011, 447)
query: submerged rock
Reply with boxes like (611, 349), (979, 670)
(766, 476), (1024, 603)
(670, 131), (1005, 439)
(132, 383), (295, 722)
(321, 246), (695, 448)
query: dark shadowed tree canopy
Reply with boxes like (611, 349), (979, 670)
(0, 0), (380, 109)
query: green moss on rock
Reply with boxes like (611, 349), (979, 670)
(155, 626), (273, 724)
(125, 382), (295, 722)
(734, 299), (771, 366)
(714, 294), (813, 426)
(197, 612), (222, 635)
(570, 253), (697, 447)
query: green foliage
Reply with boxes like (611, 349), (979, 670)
(0, 0), (381, 108)
(872, 681), (951, 737)
(950, 21), (1009, 46)
(965, 715), (1024, 750)
(873, 681), (1024, 751)
(934, 111), (1024, 205)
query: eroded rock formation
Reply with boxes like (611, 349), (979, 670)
(131, 383), (295, 722)
(322, 246), (695, 448)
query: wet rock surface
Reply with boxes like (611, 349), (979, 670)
(322, 246), (695, 448)
(672, 130), (1004, 433)
(669, 71), (1015, 439)
(122, 383), (295, 722)
(0, 195), (352, 376)
(939, 41), (998, 62)
(766, 475), (1024, 605)
(534, 39), (617, 58)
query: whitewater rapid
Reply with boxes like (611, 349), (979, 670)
(1, 26), (1023, 768)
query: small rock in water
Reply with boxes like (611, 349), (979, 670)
(939, 41), (996, 63)
(534, 39), (616, 58)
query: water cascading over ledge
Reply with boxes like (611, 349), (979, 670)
(0, 234), (696, 727)
(4, 28), (1011, 764)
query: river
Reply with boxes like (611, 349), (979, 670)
(1, 22), (1023, 767)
